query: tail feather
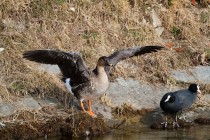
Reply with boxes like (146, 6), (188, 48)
(64, 78), (74, 96)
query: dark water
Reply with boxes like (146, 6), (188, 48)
(38, 125), (210, 140)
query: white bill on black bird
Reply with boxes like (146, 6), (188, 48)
(160, 84), (201, 128)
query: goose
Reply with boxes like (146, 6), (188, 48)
(160, 84), (201, 128)
(23, 45), (164, 117)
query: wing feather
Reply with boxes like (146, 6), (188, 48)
(23, 50), (90, 86)
(108, 46), (164, 66)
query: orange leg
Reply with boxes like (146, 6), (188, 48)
(88, 100), (95, 117)
(80, 101), (86, 112)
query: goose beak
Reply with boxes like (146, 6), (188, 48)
(106, 60), (113, 67)
(104, 58), (112, 66)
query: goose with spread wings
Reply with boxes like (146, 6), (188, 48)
(23, 45), (164, 116)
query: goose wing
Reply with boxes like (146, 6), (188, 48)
(108, 46), (164, 66)
(23, 50), (91, 86)
(104, 46), (164, 73)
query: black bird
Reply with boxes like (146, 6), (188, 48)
(23, 45), (164, 116)
(160, 84), (201, 128)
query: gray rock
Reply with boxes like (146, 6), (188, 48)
(171, 66), (210, 84)
(150, 9), (164, 36)
(155, 27), (164, 37)
(92, 103), (112, 120)
(37, 97), (58, 107)
(38, 64), (60, 74)
(150, 9), (162, 28)
(204, 94), (210, 104)
(0, 48), (4, 53)
(107, 77), (179, 110)
(0, 103), (15, 116)
(16, 97), (41, 110)
(2, 18), (25, 32)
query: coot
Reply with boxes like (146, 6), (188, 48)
(160, 84), (201, 127)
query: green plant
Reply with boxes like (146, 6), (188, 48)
(200, 12), (209, 23)
(171, 26), (181, 37)
(82, 31), (99, 40)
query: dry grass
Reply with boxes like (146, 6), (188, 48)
(0, 0), (209, 122)
(112, 103), (153, 124)
(0, 110), (109, 139)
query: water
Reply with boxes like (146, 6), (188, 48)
(38, 124), (210, 140)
